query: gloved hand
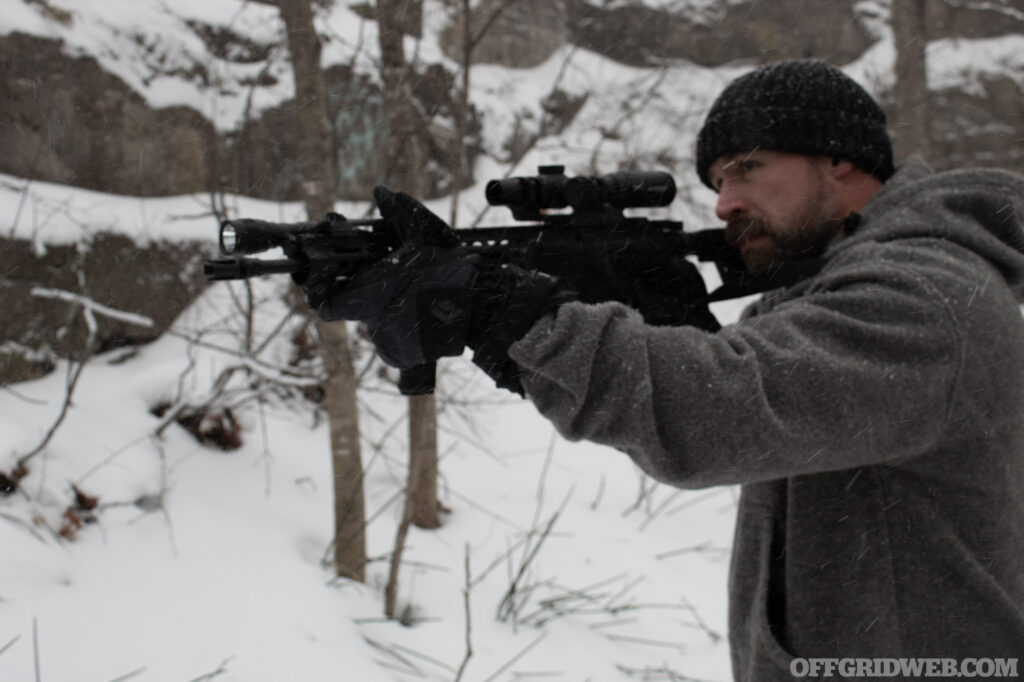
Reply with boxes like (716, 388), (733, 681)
(297, 187), (578, 394)
(310, 249), (575, 394)
(292, 186), (460, 316)
(466, 263), (577, 394)
(290, 239), (349, 316)
(317, 244), (479, 369)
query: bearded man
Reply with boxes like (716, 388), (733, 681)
(306, 60), (1024, 680)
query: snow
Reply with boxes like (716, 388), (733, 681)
(3, 0), (1022, 679)
(0, 234), (740, 678)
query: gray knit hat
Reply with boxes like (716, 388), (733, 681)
(696, 60), (894, 189)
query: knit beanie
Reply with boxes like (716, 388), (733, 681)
(696, 60), (894, 189)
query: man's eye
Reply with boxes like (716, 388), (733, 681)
(740, 160), (758, 172)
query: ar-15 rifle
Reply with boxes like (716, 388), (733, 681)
(203, 165), (774, 394)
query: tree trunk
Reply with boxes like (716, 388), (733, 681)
(892, 0), (930, 163)
(278, 0), (367, 582)
(408, 393), (440, 528)
(375, 0), (440, 531)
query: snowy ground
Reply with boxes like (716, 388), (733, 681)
(1, 179), (750, 681)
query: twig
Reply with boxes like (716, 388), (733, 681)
(33, 617), (41, 682)
(535, 430), (557, 503)
(187, 656), (234, 682)
(616, 663), (712, 681)
(482, 631), (548, 682)
(591, 473), (606, 510)
(16, 356), (89, 469)
(363, 637), (425, 677)
(16, 277), (136, 469)
(384, 479), (414, 619)
(638, 488), (684, 532)
(388, 642), (456, 674)
(940, 0), (1024, 23)
(9, 178), (32, 239)
(605, 633), (685, 650)
(622, 470), (659, 517)
(678, 594), (722, 644)
(0, 511), (48, 544)
(496, 506), (562, 623)
(655, 542), (730, 560)
(103, 667), (147, 682)
(0, 634), (20, 659)
(30, 287), (154, 329)
(322, 487), (404, 572)
(0, 381), (48, 406)
(454, 543), (473, 682)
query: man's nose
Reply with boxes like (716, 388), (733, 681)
(715, 183), (749, 222)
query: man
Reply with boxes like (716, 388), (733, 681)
(308, 61), (1024, 679)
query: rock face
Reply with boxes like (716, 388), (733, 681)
(1, 234), (210, 384)
(562, 0), (874, 68)
(0, 32), (221, 197)
(442, 0), (1024, 69)
(3, 0), (1024, 384)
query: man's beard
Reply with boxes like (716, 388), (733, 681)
(725, 184), (839, 274)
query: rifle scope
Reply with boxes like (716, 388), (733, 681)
(485, 166), (676, 212)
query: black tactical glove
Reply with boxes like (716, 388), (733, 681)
(292, 186), (460, 316)
(316, 245), (479, 369)
(466, 263), (577, 395)
(311, 249), (575, 394)
(297, 187), (578, 393)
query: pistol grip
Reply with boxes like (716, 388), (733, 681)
(398, 362), (436, 395)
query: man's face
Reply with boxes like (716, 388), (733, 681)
(708, 150), (843, 274)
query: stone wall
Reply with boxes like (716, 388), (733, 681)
(1, 234), (210, 384)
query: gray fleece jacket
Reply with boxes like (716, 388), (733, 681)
(509, 157), (1024, 679)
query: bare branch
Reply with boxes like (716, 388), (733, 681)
(0, 634), (20, 659)
(32, 617), (40, 682)
(187, 656), (235, 682)
(30, 287), (155, 329)
(103, 667), (148, 682)
(939, 0), (1024, 22)
(482, 631), (548, 682)
(454, 543), (474, 682)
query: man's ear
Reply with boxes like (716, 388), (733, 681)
(828, 158), (857, 179)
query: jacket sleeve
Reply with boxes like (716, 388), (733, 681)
(508, 249), (964, 488)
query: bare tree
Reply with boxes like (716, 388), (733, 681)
(448, 0), (521, 227)
(277, 0), (368, 582)
(375, 0), (442, 534)
(892, 0), (931, 163)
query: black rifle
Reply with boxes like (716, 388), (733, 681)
(203, 166), (799, 394)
